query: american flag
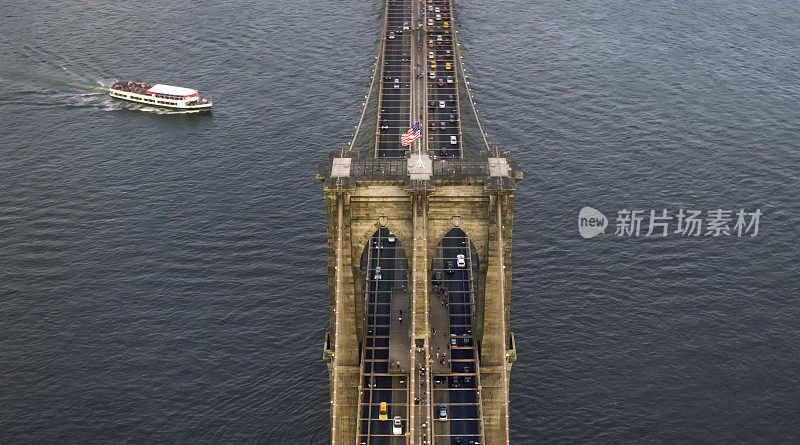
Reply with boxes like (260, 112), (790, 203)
(401, 121), (420, 146)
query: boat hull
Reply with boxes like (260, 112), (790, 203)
(108, 89), (212, 111)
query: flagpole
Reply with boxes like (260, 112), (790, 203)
(414, 120), (424, 168)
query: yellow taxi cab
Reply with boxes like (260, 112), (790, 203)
(379, 402), (389, 420)
(443, 21), (450, 28)
(445, 62), (451, 70)
(436, 35), (443, 42)
(430, 61), (437, 69)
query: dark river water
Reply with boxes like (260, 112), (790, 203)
(1, 0), (799, 443)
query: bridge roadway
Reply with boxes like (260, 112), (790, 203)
(358, 228), (409, 443)
(376, 0), (464, 160)
(430, 232), (484, 444)
(376, 0), (412, 158)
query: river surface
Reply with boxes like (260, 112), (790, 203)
(1, 0), (798, 443)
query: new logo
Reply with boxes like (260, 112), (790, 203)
(578, 207), (608, 239)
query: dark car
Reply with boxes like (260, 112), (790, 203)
(448, 94), (455, 103)
(446, 260), (455, 274)
(432, 271), (443, 285)
(428, 101), (436, 108)
(401, 53), (409, 62)
(430, 121), (437, 131)
(439, 148), (449, 157)
(450, 376), (461, 388)
(449, 114), (456, 122)
(381, 120), (389, 130)
(439, 121), (446, 130)
(437, 78), (445, 86)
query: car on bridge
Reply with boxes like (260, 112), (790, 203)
(446, 260), (455, 273)
(450, 136), (458, 145)
(457, 254), (465, 267)
(387, 233), (396, 243)
(393, 416), (403, 434)
(438, 405), (447, 420)
(432, 271), (442, 285)
(379, 401), (388, 420)
(430, 121), (437, 131)
(403, 21), (409, 30)
(394, 78), (400, 89)
(374, 266), (382, 280)
(388, 31), (395, 40)
(447, 75), (454, 83)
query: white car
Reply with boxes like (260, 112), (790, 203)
(388, 31), (395, 40)
(450, 135), (458, 145)
(393, 416), (403, 434)
(456, 253), (465, 267)
(429, 51), (434, 59)
(402, 21), (410, 30)
(438, 405), (447, 420)
(447, 76), (454, 83)
(374, 266), (382, 280)
(394, 78), (400, 89)
(439, 100), (446, 108)
(429, 71), (436, 79)
(387, 233), (396, 243)
(427, 18), (434, 26)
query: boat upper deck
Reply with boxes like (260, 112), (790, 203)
(110, 81), (202, 101)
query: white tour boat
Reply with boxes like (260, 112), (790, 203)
(109, 81), (212, 111)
